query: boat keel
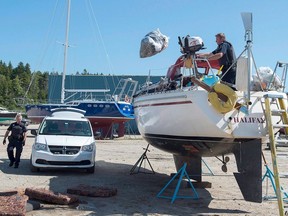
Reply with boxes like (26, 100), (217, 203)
(144, 134), (262, 202)
(172, 138), (262, 203)
(233, 139), (262, 203)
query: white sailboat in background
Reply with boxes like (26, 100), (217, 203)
(25, 0), (138, 138)
(0, 107), (18, 125)
(133, 13), (288, 202)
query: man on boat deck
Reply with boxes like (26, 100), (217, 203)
(2, 113), (27, 168)
(198, 33), (237, 85)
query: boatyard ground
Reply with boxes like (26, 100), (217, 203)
(0, 125), (287, 215)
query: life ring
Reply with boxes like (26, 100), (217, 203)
(208, 83), (237, 114)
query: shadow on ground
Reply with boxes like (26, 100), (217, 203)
(0, 158), (249, 215)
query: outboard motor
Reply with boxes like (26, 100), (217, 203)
(179, 35), (204, 54)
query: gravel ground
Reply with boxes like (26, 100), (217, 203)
(0, 125), (287, 216)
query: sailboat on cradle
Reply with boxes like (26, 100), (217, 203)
(133, 13), (287, 202)
(25, 0), (138, 138)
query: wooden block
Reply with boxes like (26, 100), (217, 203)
(0, 191), (18, 196)
(187, 181), (212, 188)
(25, 188), (79, 205)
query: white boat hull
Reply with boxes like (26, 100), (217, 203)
(132, 14), (286, 203)
(134, 88), (285, 140)
(133, 87), (285, 203)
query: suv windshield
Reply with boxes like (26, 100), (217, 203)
(39, 120), (92, 136)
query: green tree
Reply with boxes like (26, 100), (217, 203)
(12, 76), (24, 97)
(82, 69), (89, 75)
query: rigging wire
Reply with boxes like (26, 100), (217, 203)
(85, 0), (120, 90)
(24, 0), (61, 100)
(86, 0), (115, 75)
(25, 0), (121, 103)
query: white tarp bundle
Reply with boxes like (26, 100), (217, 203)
(251, 66), (282, 91)
(140, 29), (169, 58)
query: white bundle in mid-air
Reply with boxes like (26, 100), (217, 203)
(140, 28), (169, 58)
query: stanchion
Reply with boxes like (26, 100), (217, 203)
(130, 144), (155, 175)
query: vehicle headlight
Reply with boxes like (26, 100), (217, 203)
(34, 143), (48, 151)
(82, 143), (94, 152)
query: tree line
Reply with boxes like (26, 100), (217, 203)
(0, 60), (101, 111)
(0, 60), (49, 111)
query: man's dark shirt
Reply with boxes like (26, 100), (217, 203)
(212, 41), (236, 67)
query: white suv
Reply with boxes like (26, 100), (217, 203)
(30, 108), (96, 173)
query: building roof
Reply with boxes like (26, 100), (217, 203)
(48, 75), (162, 103)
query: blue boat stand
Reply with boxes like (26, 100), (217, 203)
(157, 163), (199, 203)
(202, 159), (214, 176)
(262, 164), (288, 201)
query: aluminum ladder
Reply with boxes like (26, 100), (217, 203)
(267, 61), (288, 92)
(263, 94), (288, 216)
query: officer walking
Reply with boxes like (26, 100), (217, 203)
(2, 113), (27, 168)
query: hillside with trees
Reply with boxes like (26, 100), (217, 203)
(0, 60), (111, 112)
(0, 60), (49, 111)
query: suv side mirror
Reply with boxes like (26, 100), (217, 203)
(31, 129), (37, 136)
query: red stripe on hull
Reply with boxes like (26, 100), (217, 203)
(134, 100), (192, 109)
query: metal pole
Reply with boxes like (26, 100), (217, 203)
(246, 30), (252, 103)
(61, 0), (71, 103)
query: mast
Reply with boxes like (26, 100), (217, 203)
(60, 0), (71, 103)
(241, 12), (253, 103)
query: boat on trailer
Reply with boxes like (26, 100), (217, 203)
(133, 13), (287, 202)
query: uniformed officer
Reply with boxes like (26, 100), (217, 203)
(2, 113), (27, 168)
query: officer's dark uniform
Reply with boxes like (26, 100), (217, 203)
(6, 122), (27, 168)
(212, 40), (237, 85)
